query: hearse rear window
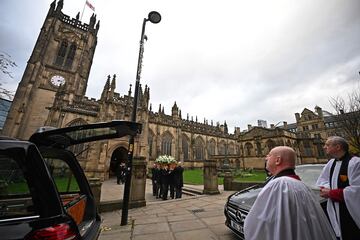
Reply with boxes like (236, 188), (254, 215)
(44, 158), (80, 193)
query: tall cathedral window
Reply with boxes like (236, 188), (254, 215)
(182, 135), (189, 161)
(55, 41), (68, 66)
(64, 43), (76, 68)
(161, 133), (172, 156)
(208, 139), (216, 156)
(218, 141), (226, 155)
(55, 40), (77, 69)
(194, 137), (205, 160)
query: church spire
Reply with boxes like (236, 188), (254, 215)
(109, 74), (116, 100)
(110, 74), (116, 90)
(101, 75), (110, 100)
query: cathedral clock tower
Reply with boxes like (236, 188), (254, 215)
(3, 0), (99, 139)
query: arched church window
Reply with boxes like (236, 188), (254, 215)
(55, 41), (68, 66)
(245, 142), (253, 156)
(208, 139), (216, 156)
(195, 137), (205, 160)
(161, 133), (172, 156)
(218, 141), (226, 155)
(182, 135), (189, 161)
(65, 43), (76, 69)
(55, 41), (77, 69)
(228, 143), (235, 154)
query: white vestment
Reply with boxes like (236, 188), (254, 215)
(316, 156), (360, 238)
(244, 176), (336, 240)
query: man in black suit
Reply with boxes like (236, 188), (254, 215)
(160, 164), (170, 200)
(151, 163), (160, 198)
(173, 162), (184, 198)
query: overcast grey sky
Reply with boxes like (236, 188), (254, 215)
(1, 0), (359, 131)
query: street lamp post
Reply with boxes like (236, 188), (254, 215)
(121, 11), (161, 226)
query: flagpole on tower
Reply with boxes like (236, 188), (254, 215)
(81, 0), (95, 21)
(80, 0), (86, 21)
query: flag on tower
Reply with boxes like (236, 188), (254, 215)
(86, 0), (95, 11)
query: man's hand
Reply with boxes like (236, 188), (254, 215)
(320, 187), (345, 202)
(320, 187), (330, 198)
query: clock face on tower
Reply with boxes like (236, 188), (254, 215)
(50, 75), (66, 87)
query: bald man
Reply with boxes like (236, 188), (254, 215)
(244, 146), (336, 240)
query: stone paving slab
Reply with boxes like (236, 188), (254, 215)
(133, 232), (175, 240)
(133, 222), (170, 235)
(167, 213), (197, 222)
(173, 228), (218, 240)
(201, 215), (227, 226)
(169, 219), (206, 232)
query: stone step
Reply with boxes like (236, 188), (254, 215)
(182, 186), (203, 196)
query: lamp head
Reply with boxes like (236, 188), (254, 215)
(148, 11), (161, 24)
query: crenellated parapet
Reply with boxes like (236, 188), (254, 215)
(48, 0), (100, 34)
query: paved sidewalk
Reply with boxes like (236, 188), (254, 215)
(99, 179), (237, 240)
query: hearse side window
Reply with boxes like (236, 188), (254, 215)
(44, 157), (87, 227)
(44, 158), (80, 193)
(0, 153), (37, 218)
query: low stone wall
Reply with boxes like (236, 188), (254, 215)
(301, 157), (328, 164)
(228, 181), (263, 191)
(223, 171), (263, 191)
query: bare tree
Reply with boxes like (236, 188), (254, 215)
(331, 87), (360, 154)
(0, 51), (17, 100)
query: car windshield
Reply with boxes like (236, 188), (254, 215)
(295, 165), (324, 189)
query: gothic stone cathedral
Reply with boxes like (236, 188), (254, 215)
(4, 1), (333, 180)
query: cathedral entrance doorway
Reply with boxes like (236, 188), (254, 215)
(109, 147), (128, 177)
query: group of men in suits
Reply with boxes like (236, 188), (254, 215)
(151, 161), (184, 200)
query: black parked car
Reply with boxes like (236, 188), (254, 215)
(0, 121), (141, 240)
(224, 164), (326, 239)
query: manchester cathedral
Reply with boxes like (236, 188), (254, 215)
(2, 1), (350, 180)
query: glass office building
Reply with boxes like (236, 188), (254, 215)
(0, 98), (12, 132)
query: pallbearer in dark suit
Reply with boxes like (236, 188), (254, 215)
(169, 163), (176, 199)
(151, 163), (161, 198)
(160, 164), (170, 200)
(173, 162), (184, 199)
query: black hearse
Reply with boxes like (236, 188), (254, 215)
(0, 121), (141, 240)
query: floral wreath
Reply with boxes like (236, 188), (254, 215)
(155, 155), (177, 164)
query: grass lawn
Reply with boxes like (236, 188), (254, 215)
(233, 170), (267, 182)
(183, 169), (266, 185)
(4, 176), (79, 194)
(183, 169), (223, 185)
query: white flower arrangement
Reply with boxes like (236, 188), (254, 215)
(155, 155), (177, 164)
